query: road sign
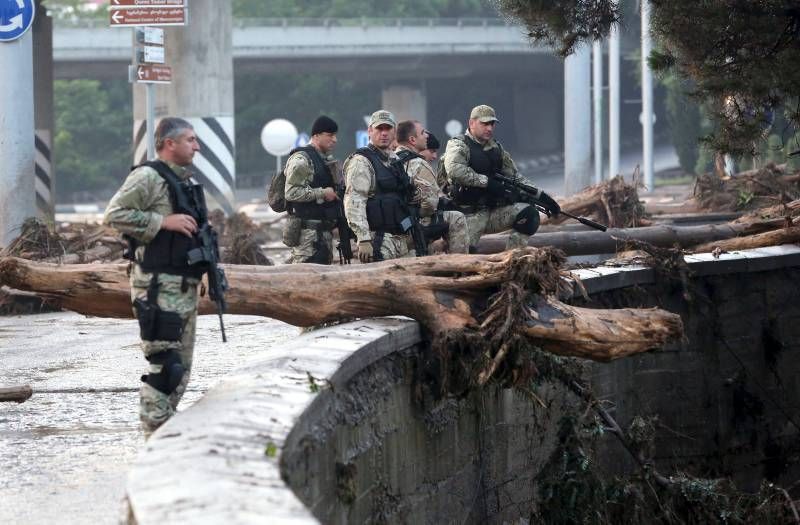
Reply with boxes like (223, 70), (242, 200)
(0, 0), (35, 42)
(138, 45), (165, 64)
(136, 64), (171, 84)
(295, 133), (310, 147)
(110, 7), (185, 27)
(110, 0), (185, 6)
(135, 26), (164, 45)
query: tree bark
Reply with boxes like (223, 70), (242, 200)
(0, 385), (32, 403)
(479, 213), (800, 256)
(691, 226), (800, 253)
(478, 224), (750, 255)
(0, 249), (683, 363)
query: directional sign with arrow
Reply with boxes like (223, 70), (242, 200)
(110, 7), (185, 27)
(111, 0), (185, 6)
(0, 0), (35, 42)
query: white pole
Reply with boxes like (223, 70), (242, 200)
(0, 33), (36, 247)
(276, 155), (282, 175)
(146, 83), (156, 160)
(641, 0), (655, 191)
(564, 44), (592, 196)
(593, 40), (603, 184)
(608, 9), (620, 179)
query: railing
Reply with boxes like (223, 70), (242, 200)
(56, 16), (519, 29)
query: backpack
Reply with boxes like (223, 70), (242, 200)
(266, 169), (287, 212)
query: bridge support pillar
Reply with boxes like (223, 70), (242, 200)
(381, 84), (427, 124)
(34, 0), (55, 220)
(564, 45), (592, 196)
(0, 31), (36, 247)
(133, 0), (236, 214)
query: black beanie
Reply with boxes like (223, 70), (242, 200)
(311, 115), (338, 136)
(426, 132), (441, 152)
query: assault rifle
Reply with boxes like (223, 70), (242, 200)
(187, 205), (228, 343)
(334, 184), (354, 264)
(409, 208), (429, 256)
(187, 222), (229, 342)
(485, 172), (608, 232)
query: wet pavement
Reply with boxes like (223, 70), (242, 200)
(0, 312), (296, 525)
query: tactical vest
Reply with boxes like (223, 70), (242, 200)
(286, 146), (340, 221)
(451, 135), (508, 207)
(129, 160), (208, 278)
(356, 146), (413, 235)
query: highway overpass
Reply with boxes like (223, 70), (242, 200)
(53, 17), (552, 79)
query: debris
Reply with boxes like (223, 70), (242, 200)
(694, 163), (800, 212)
(0, 385), (33, 403)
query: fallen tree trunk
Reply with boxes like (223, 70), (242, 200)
(0, 249), (682, 363)
(479, 224), (749, 255)
(0, 385), (32, 402)
(692, 226), (800, 253)
(479, 213), (800, 255)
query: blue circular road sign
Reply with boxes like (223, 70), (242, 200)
(0, 0), (35, 43)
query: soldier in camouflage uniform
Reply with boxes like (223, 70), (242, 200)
(104, 117), (206, 437)
(343, 110), (415, 262)
(283, 115), (341, 264)
(395, 120), (469, 253)
(442, 105), (560, 250)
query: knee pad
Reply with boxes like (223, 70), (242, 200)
(141, 349), (185, 395)
(512, 206), (540, 235)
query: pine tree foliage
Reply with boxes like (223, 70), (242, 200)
(494, 0), (800, 155)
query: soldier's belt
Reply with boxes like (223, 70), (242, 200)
(301, 219), (336, 231)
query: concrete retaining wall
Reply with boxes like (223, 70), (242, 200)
(126, 246), (800, 524)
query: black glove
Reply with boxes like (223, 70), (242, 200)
(537, 190), (561, 217)
(485, 177), (508, 199)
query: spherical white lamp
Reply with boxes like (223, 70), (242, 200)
(445, 119), (463, 138)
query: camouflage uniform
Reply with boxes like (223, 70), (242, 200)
(283, 148), (336, 264)
(343, 147), (414, 260)
(396, 145), (469, 253)
(103, 160), (199, 434)
(443, 132), (531, 249)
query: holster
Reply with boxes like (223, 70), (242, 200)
(134, 273), (184, 342)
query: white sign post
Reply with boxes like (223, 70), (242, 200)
(260, 119), (298, 175)
(111, 0), (186, 160)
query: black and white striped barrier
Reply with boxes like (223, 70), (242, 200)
(133, 116), (236, 215)
(35, 129), (54, 218)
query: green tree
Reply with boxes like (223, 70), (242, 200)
(494, 0), (800, 156)
(54, 79), (131, 198)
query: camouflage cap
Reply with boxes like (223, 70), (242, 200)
(368, 109), (396, 128)
(469, 104), (499, 123)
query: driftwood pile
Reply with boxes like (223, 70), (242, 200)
(694, 163), (800, 212)
(0, 214), (278, 266)
(545, 173), (648, 229)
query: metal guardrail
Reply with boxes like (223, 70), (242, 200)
(56, 16), (518, 29)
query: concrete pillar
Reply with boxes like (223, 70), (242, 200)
(381, 84), (426, 124)
(608, 15), (620, 179)
(592, 40), (603, 184)
(564, 45), (592, 196)
(33, 0), (54, 220)
(133, 0), (236, 214)
(0, 29), (36, 247)
(641, 0), (655, 190)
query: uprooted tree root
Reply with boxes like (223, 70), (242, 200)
(1, 218), (68, 260)
(694, 164), (800, 213)
(546, 173), (649, 228)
